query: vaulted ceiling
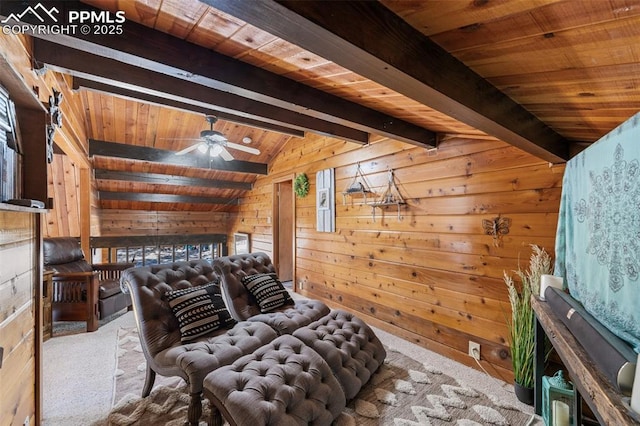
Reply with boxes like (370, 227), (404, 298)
(5, 0), (640, 211)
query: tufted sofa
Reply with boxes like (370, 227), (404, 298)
(120, 260), (278, 426)
(213, 252), (330, 334)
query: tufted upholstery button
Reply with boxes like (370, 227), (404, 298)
(213, 252), (330, 335)
(293, 309), (386, 401)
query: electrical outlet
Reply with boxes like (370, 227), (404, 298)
(24, 416), (30, 426)
(468, 341), (480, 360)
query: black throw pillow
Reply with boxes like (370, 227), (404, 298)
(166, 283), (236, 343)
(241, 273), (294, 313)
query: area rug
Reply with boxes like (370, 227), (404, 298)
(100, 326), (537, 425)
(111, 327), (183, 404)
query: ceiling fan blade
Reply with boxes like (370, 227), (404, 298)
(175, 142), (203, 155)
(226, 141), (261, 155)
(219, 146), (234, 161)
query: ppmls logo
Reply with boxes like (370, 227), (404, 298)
(1, 3), (59, 24)
(2, 2), (125, 36)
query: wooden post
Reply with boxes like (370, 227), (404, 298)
(80, 167), (91, 259)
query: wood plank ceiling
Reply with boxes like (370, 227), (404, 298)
(8, 0), (640, 211)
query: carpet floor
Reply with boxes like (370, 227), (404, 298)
(43, 312), (135, 425)
(43, 308), (539, 425)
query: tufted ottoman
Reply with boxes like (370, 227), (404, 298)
(203, 334), (346, 426)
(292, 310), (387, 400)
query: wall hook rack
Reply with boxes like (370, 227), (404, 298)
(371, 168), (406, 221)
(342, 162), (373, 205)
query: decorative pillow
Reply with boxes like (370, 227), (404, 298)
(242, 273), (294, 313)
(165, 283), (236, 343)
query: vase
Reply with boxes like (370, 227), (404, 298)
(514, 382), (534, 406)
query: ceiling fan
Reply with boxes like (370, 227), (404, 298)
(174, 116), (260, 161)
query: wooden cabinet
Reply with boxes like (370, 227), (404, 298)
(0, 211), (39, 426)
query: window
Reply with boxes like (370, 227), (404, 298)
(234, 233), (250, 254)
(92, 234), (226, 267)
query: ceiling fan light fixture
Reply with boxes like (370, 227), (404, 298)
(174, 116), (259, 160)
(201, 129), (226, 141)
(210, 144), (224, 157)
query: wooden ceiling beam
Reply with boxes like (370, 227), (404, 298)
(17, 0), (436, 147)
(94, 170), (253, 191)
(33, 39), (369, 144)
(73, 78), (304, 139)
(90, 139), (268, 175)
(99, 191), (239, 205)
(206, 0), (570, 163)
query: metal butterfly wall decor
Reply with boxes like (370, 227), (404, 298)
(482, 215), (511, 247)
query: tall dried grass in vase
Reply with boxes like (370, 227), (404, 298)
(504, 245), (553, 396)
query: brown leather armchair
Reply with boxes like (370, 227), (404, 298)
(43, 237), (133, 332)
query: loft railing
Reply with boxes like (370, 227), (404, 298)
(90, 234), (228, 267)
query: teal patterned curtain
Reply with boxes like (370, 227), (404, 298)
(555, 112), (640, 352)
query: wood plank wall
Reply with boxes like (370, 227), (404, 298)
(43, 153), (105, 238)
(0, 211), (37, 426)
(44, 154), (81, 237)
(98, 210), (229, 237)
(228, 133), (564, 383)
(45, 160), (232, 239)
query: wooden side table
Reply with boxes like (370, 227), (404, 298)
(42, 270), (54, 341)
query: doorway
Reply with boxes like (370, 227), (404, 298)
(273, 178), (294, 287)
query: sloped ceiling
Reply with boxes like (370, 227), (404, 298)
(5, 0), (639, 211)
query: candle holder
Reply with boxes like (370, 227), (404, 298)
(542, 370), (575, 426)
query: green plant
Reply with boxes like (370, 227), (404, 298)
(504, 245), (553, 388)
(294, 173), (310, 198)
